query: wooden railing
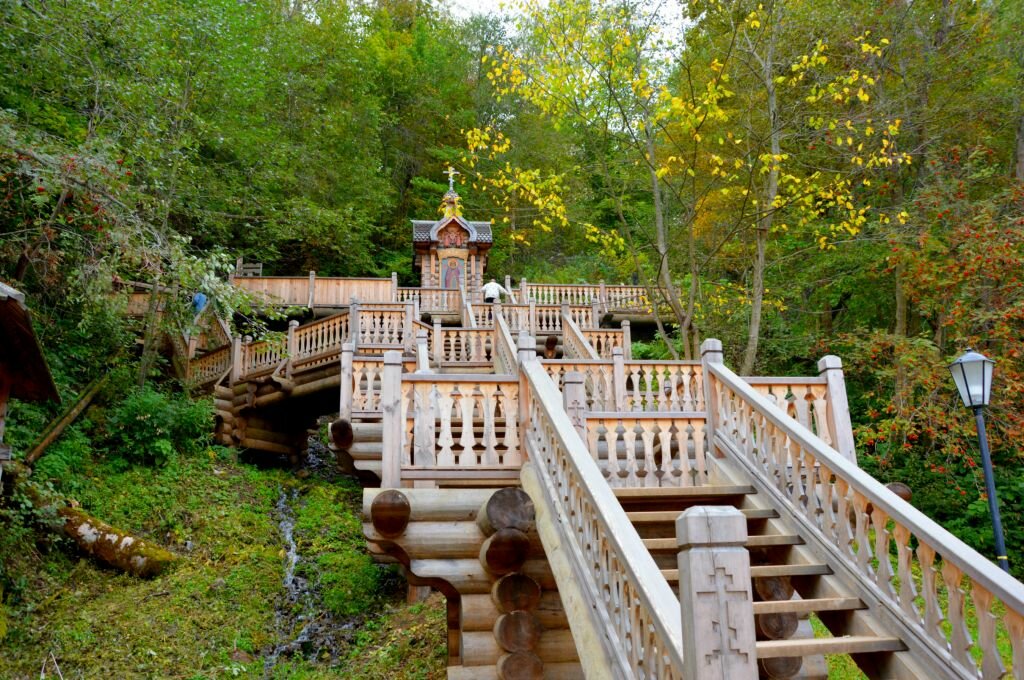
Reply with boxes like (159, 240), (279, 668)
(232, 274), (393, 307)
(543, 359), (616, 409)
(290, 313), (349, 373)
(521, 281), (648, 312)
(353, 303), (412, 351)
(239, 336), (286, 378)
(380, 363), (522, 485)
(434, 327), (494, 365)
(396, 286), (459, 312)
(582, 326), (630, 359)
(339, 347), (417, 418)
(584, 413), (707, 488)
(622, 360), (703, 412)
(705, 345), (1024, 680)
(520, 355), (685, 677)
(189, 345), (232, 386)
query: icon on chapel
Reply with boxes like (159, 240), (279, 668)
(444, 258), (464, 289)
(411, 168), (494, 290)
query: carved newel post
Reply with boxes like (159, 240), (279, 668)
(677, 506), (757, 680)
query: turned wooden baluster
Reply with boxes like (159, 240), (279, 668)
(917, 543), (945, 643)
(871, 506), (895, 596)
(971, 585), (1005, 679)
(891, 523), (919, 620)
(942, 560), (974, 670)
(499, 384), (520, 465)
(640, 423), (657, 487)
(621, 422), (639, 486)
(605, 421), (622, 486)
(835, 478), (854, 558)
(479, 383), (499, 466)
(853, 493), (873, 576)
(1005, 610), (1024, 680)
(657, 422), (674, 487)
(436, 389), (455, 466)
(458, 386), (476, 464)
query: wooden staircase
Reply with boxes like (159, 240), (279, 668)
(616, 483), (915, 678)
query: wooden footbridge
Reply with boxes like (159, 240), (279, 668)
(172, 273), (1024, 680)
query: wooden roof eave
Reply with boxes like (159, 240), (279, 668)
(0, 283), (60, 403)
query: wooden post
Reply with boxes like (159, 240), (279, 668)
(307, 270), (316, 309)
(562, 371), (587, 443)
(701, 339), (724, 455)
(528, 300), (537, 336)
(818, 355), (857, 464)
(621, 320), (632, 359)
(285, 319), (299, 377)
(433, 322), (443, 365)
(339, 342), (354, 419)
(590, 298), (600, 328)
(391, 271), (399, 301)
(403, 302), (415, 352)
(598, 280), (607, 315)
(560, 301), (570, 330)
(612, 347), (626, 412)
(518, 333), (536, 437)
(677, 506), (757, 680)
(415, 330), (432, 373)
(504, 275), (513, 298)
(230, 335), (243, 385)
(380, 350), (404, 488)
(520, 277), (528, 302)
(350, 298), (360, 351)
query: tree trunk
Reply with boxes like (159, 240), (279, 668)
(1015, 112), (1024, 183)
(741, 23), (780, 376)
(644, 125), (692, 358)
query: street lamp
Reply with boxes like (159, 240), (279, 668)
(948, 349), (1009, 573)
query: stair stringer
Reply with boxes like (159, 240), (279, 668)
(711, 436), (944, 679)
(520, 461), (620, 680)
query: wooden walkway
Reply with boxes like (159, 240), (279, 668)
(163, 278), (1024, 680)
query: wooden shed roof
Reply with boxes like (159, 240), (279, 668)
(0, 282), (60, 403)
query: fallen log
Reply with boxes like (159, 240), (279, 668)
(59, 506), (177, 578)
(3, 462), (177, 578)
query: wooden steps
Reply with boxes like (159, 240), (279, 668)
(756, 636), (905, 658)
(752, 597), (864, 615)
(641, 533), (803, 551)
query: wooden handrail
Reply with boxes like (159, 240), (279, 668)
(521, 356), (685, 677)
(493, 308), (518, 373)
(560, 311), (600, 360)
(706, 356), (1024, 679)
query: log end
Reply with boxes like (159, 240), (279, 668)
(491, 573), (542, 613)
(494, 610), (542, 653)
(497, 651), (543, 680)
(480, 527), (530, 575)
(370, 489), (411, 538)
(330, 418), (354, 451)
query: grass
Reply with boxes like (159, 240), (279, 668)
(0, 448), (448, 679)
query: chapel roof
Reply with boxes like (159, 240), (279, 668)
(412, 217), (493, 244)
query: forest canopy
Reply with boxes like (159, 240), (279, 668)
(1, 0), (1023, 572)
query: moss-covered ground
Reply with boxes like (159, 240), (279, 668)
(0, 449), (446, 679)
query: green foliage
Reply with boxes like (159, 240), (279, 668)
(103, 387), (213, 466)
(292, 482), (383, 618)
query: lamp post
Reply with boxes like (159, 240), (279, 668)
(948, 349), (1009, 573)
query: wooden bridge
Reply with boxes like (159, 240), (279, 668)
(173, 276), (1024, 680)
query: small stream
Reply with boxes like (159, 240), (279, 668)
(262, 484), (355, 677)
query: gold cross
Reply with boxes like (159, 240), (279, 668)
(445, 166), (460, 192)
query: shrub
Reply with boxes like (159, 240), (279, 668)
(103, 387), (212, 466)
